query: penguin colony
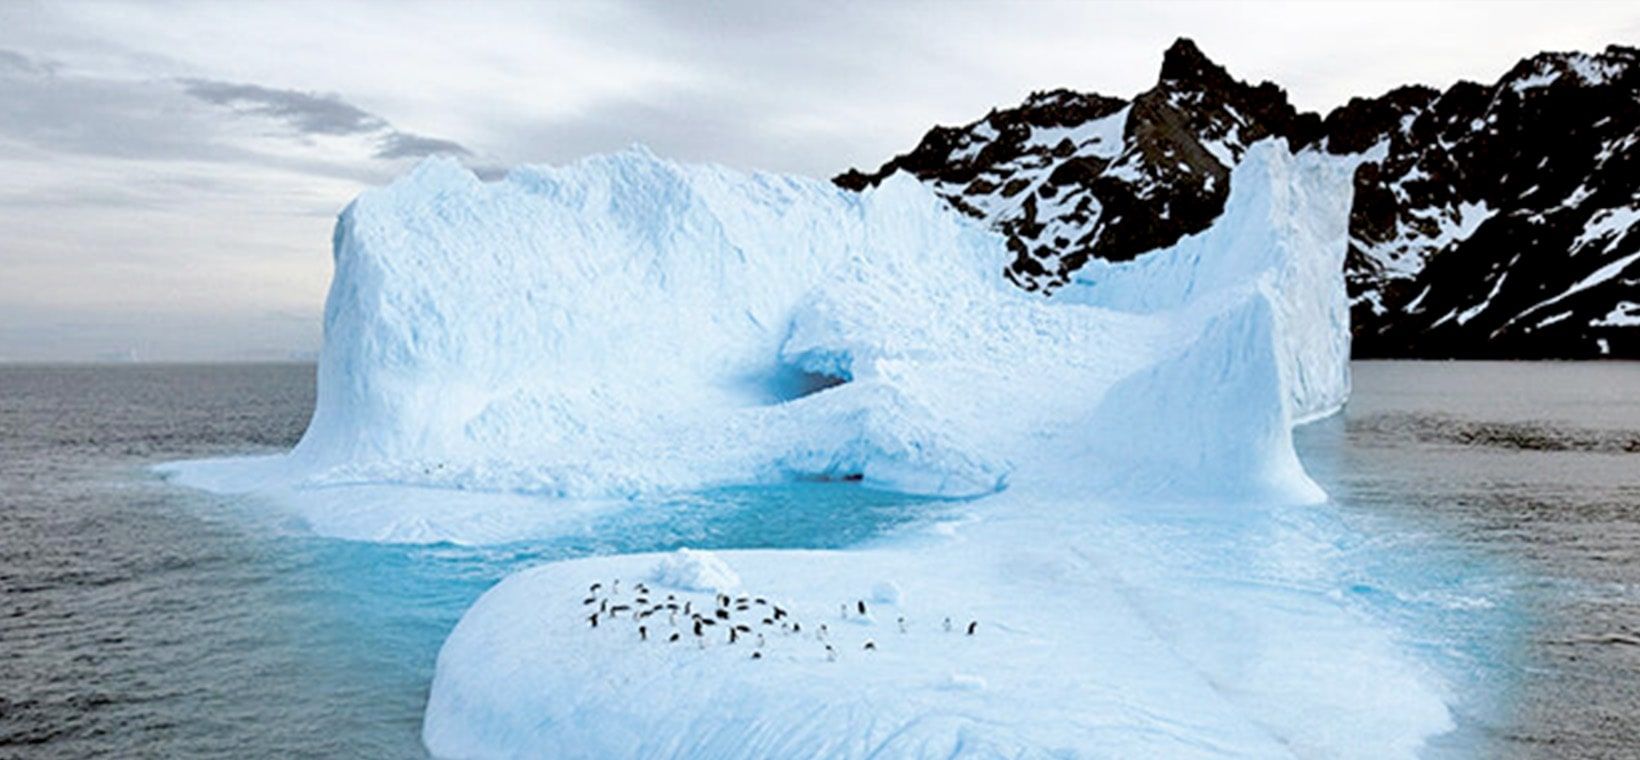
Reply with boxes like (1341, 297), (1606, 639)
(580, 579), (978, 662)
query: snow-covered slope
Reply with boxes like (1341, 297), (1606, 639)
(840, 38), (1640, 358)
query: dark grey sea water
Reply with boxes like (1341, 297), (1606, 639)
(0, 361), (1635, 758)
(0, 364), (943, 758)
(1296, 361), (1640, 759)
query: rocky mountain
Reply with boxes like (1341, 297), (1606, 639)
(836, 39), (1640, 359)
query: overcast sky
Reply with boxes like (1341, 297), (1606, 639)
(2, 0), (1636, 362)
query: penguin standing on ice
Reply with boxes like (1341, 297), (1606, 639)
(943, 617), (952, 632)
(588, 613), (599, 628)
(897, 616), (907, 633)
(639, 625), (648, 642)
(966, 621), (978, 636)
(857, 600), (867, 616)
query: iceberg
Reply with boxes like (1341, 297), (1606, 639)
(165, 139), (1456, 757)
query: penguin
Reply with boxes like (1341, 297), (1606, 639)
(693, 619), (704, 637)
(751, 650), (762, 660)
(636, 597), (649, 606)
(734, 624), (752, 634)
(714, 608), (730, 621)
(639, 626), (648, 642)
(818, 624), (828, 641)
(636, 583), (650, 595)
(669, 610), (678, 625)
(735, 596), (749, 605)
(588, 613), (599, 628)
(610, 604), (630, 618)
(612, 579), (620, 595)
(600, 599), (609, 613)
(942, 617), (952, 632)
(897, 616), (907, 633)
(863, 640), (876, 651)
(684, 601), (693, 616)
(589, 583), (602, 594)
(729, 628), (740, 645)
(735, 603), (750, 612)
(754, 597), (767, 606)
(582, 596), (597, 606)
(857, 600), (867, 616)
(792, 622), (802, 634)
(966, 621), (977, 636)
(825, 644), (837, 662)
(772, 606), (787, 620)
(756, 633), (766, 648)
(761, 617), (774, 626)
(840, 603), (848, 619)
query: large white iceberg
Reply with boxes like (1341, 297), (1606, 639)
(165, 139), (1457, 757)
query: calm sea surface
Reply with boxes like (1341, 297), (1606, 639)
(1, 361), (1636, 758)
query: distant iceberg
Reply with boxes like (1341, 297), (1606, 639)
(164, 139), (1455, 757)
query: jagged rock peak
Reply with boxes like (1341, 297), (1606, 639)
(1157, 37), (1236, 90)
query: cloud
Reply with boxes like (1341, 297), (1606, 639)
(179, 76), (473, 160)
(375, 130), (471, 159)
(180, 78), (388, 136)
(0, 47), (52, 75)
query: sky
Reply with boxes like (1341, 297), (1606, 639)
(2, 0), (1637, 362)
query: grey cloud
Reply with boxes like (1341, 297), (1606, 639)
(0, 48), (53, 75)
(181, 78), (388, 136)
(375, 131), (472, 159)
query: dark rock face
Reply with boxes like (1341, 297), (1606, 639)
(1327, 45), (1640, 358)
(837, 38), (1640, 358)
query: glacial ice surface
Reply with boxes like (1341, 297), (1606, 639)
(165, 141), (1457, 757)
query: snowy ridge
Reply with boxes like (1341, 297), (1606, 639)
(842, 38), (1640, 357)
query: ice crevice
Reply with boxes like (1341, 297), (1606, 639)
(160, 139), (1455, 758)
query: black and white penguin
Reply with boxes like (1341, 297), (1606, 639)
(588, 613), (599, 628)
(966, 621), (977, 636)
(942, 617), (952, 632)
(857, 600), (867, 616)
(639, 626), (648, 642)
(897, 616), (907, 633)
(825, 644), (837, 662)
(863, 640), (876, 651)
(669, 631), (681, 643)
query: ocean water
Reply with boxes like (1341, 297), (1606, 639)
(1, 361), (1636, 758)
